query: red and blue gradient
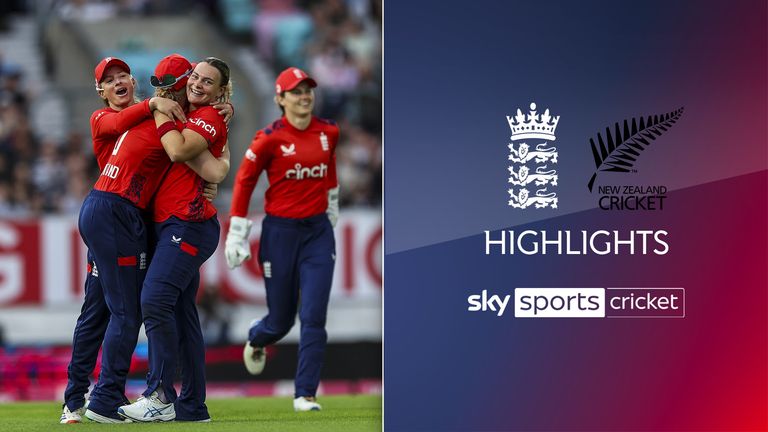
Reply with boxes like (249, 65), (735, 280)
(385, 173), (767, 431)
(384, 0), (767, 430)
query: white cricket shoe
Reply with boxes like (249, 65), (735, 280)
(60, 405), (85, 424)
(243, 342), (266, 375)
(85, 408), (132, 423)
(293, 397), (322, 412)
(117, 392), (175, 422)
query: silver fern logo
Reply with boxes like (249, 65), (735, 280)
(507, 102), (559, 209)
(587, 107), (683, 192)
(587, 107), (683, 211)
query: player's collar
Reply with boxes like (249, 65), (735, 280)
(282, 115), (313, 132)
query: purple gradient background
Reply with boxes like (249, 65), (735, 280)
(384, 0), (768, 430)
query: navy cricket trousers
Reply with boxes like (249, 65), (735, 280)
(141, 216), (219, 421)
(63, 250), (109, 412)
(77, 190), (146, 417)
(248, 213), (336, 398)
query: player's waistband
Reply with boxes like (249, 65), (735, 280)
(264, 212), (328, 227)
(87, 189), (137, 207)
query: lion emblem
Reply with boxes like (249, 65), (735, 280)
(508, 188), (558, 209)
(508, 142), (558, 164)
(508, 165), (558, 187)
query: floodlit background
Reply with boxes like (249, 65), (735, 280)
(0, 0), (381, 402)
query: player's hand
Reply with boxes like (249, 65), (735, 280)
(213, 102), (234, 124)
(225, 216), (252, 269)
(150, 97), (186, 123)
(326, 186), (339, 228)
(203, 182), (218, 202)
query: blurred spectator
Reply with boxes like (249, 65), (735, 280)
(336, 122), (381, 206)
(0, 56), (96, 216)
(0, 69), (28, 113)
(32, 139), (68, 201)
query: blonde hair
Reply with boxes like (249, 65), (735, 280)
(153, 87), (178, 101)
(218, 79), (233, 104)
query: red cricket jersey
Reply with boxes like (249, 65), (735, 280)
(93, 118), (174, 210)
(152, 106), (228, 223)
(90, 99), (151, 171)
(230, 116), (339, 219)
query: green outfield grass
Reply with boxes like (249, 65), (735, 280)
(1, 395), (381, 432)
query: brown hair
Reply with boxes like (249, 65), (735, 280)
(200, 57), (233, 103)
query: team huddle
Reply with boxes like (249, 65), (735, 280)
(59, 54), (339, 423)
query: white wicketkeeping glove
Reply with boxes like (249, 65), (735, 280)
(225, 216), (252, 269)
(326, 186), (339, 228)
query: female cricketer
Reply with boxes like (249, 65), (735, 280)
(61, 56), (185, 424)
(74, 54), (228, 424)
(117, 57), (232, 422)
(224, 67), (340, 412)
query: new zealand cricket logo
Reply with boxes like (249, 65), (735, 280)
(587, 107), (684, 192)
(506, 102), (559, 209)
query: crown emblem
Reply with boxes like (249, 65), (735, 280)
(506, 102), (560, 141)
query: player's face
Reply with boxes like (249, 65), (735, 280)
(187, 62), (224, 107)
(98, 65), (134, 110)
(279, 81), (314, 117)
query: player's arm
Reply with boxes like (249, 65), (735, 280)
(212, 102), (234, 124)
(149, 97), (186, 123)
(225, 133), (271, 269)
(326, 125), (340, 227)
(92, 98), (185, 138)
(185, 143), (230, 184)
(230, 143), (268, 217)
(154, 111), (209, 162)
(91, 100), (150, 138)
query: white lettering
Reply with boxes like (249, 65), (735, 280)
(101, 164), (119, 179)
(190, 117), (217, 137)
(467, 290), (511, 317)
(285, 163), (328, 180)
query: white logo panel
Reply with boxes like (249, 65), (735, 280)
(507, 102), (560, 209)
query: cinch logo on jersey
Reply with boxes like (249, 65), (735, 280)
(285, 163), (327, 180)
(466, 288), (684, 318)
(189, 118), (217, 137)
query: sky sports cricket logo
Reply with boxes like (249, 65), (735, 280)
(467, 288), (685, 318)
(506, 102), (559, 209)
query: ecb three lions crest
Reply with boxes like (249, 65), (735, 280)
(506, 102), (560, 209)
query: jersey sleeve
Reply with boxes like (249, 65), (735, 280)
(326, 123), (340, 189)
(90, 99), (151, 140)
(230, 130), (274, 217)
(185, 107), (225, 147)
